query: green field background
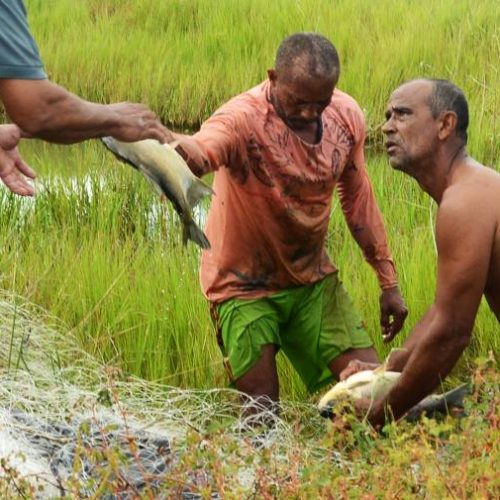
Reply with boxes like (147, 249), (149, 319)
(1, 0), (498, 399)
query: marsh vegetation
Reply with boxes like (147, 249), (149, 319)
(0, 0), (498, 496)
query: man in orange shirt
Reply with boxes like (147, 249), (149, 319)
(168, 33), (407, 411)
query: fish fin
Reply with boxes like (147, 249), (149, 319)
(101, 137), (140, 171)
(186, 178), (214, 208)
(183, 221), (211, 250)
(140, 170), (164, 195)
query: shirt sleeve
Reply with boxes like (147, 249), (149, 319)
(0, 0), (47, 79)
(336, 109), (398, 289)
(172, 104), (247, 177)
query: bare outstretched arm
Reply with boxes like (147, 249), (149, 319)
(0, 79), (171, 144)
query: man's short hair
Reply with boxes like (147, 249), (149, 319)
(275, 33), (340, 82)
(427, 79), (469, 143)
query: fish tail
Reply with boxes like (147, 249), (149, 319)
(186, 178), (214, 208)
(183, 221), (211, 250)
(404, 383), (470, 422)
(441, 382), (470, 408)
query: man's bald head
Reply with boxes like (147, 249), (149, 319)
(274, 33), (340, 84)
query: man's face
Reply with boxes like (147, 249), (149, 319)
(268, 70), (336, 132)
(382, 81), (439, 172)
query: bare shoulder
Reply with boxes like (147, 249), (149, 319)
(438, 163), (500, 319)
(438, 177), (493, 253)
(441, 162), (500, 221)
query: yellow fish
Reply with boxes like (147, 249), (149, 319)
(318, 367), (400, 417)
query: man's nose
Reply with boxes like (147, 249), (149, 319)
(381, 117), (394, 135)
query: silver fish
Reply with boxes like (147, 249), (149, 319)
(318, 368), (469, 421)
(102, 137), (213, 249)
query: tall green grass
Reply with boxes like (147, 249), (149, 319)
(23, 0), (500, 162)
(1, 145), (497, 399)
(0, 0), (498, 399)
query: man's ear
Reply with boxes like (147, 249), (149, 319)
(438, 111), (458, 140)
(267, 69), (277, 83)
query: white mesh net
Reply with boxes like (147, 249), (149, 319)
(0, 291), (334, 498)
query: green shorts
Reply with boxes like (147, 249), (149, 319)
(211, 273), (372, 394)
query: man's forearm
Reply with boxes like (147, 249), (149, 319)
(1, 81), (120, 143)
(373, 311), (470, 422)
(350, 227), (398, 290)
(0, 79), (169, 144)
(338, 163), (398, 290)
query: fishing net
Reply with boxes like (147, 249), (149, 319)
(0, 291), (334, 498)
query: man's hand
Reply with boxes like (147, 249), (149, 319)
(0, 124), (36, 196)
(107, 103), (174, 144)
(339, 359), (381, 380)
(380, 286), (408, 342)
(343, 397), (387, 430)
(363, 399), (387, 429)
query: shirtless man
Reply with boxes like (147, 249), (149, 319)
(342, 78), (500, 427)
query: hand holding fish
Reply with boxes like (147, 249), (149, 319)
(0, 124), (36, 196)
(106, 103), (174, 144)
(339, 359), (380, 381)
(350, 397), (385, 427)
(319, 366), (469, 429)
(379, 286), (408, 342)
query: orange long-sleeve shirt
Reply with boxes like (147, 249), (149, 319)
(176, 81), (397, 302)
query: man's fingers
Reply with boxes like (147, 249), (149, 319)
(339, 360), (379, 380)
(379, 287), (408, 342)
(391, 310), (407, 334)
(15, 159), (37, 179)
(146, 125), (176, 144)
(339, 365), (356, 381)
(0, 146), (36, 196)
(11, 148), (37, 179)
(0, 171), (35, 196)
(380, 310), (391, 339)
(112, 118), (172, 144)
(383, 329), (397, 343)
(382, 307), (408, 342)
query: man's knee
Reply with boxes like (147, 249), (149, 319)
(234, 344), (279, 401)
